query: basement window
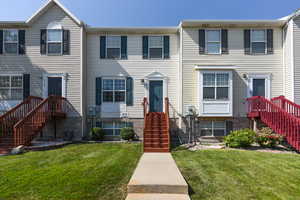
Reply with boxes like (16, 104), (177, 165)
(200, 121), (226, 136)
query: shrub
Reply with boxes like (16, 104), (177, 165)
(224, 128), (256, 148)
(90, 127), (105, 141)
(121, 127), (135, 141)
(256, 127), (283, 148)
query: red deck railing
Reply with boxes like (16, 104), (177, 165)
(13, 96), (71, 146)
(271, 95), (300, 118)
(247, 96), (300, 151)
(164, 97), (170, 150)
(0, 96), (43, 137)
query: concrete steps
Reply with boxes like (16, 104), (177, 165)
(126, 193), (190, 200)
(126, 153), (189, 199)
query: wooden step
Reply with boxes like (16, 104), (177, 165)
(144, 143), (169, 148)
(144, 147), (170, 152)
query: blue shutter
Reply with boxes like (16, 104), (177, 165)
(126, 77), (133, 106)
(121, 36), (127, 59)
(18, 30), (26, 55)
(0, 30), (3, 54)
(163, 35), (170, 59)
(100, 36), (106, 58)
(142, 36), (148, 59)
(96, 77), (102, 105)
(23, 74), (30, 100)
(221, 29), (228, 54)
(244, 30), (251, 55)
(267, 29), (273, 54)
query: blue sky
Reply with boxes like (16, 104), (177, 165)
(0, 0), (300, 26)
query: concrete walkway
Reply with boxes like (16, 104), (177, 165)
(126, 153), (190, 200)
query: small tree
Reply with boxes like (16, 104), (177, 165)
(90, 127), (105, 141)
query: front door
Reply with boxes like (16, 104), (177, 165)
(252, 78), (266, 97)
(48, 77), (62, 96)
(149, 80), (163, 112)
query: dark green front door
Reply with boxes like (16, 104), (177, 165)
(149, 80), (163, 112)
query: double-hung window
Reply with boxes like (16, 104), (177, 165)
(251, 30), (266, 54)
(203, 72), (229, 100)
(0, 75), (23, 100)
(107, 36), (121, 59)
(149, 36), (163, 59)
(200, 121), (226, 136)
(102, 79), (126, 103)
(47, 29), (63, 54)
(206, 30), (221, 54)
(96, 121), (133, 136)
(3, 30), (18, 54)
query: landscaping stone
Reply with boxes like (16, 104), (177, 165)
(11, 145), (25, 155)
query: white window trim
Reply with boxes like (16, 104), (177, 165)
(148, 35), (164, 59)
(3, 29), (19, 55)
(42, 73), (67, 98)
(46, 29), (63, 55)
(200, 121), (227, 136)
(105, 35), (122, 59)
(0, 74), (23, 100)
(205, 29), (221, 55)
(247, 73), (271, 99)
(102, 77), (126, 103)
(101, 121), (127, 136)
(250, 29), (267, 55)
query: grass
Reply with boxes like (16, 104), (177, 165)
(0, 143), (142, 200)
(173, 149), (300, 200)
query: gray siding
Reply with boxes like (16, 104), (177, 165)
(181, 28), (283, 117)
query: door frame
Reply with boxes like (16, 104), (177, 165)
(144, 71), (168, 112)
(247, 74), (271, 99)
(43, 73), (67, 98)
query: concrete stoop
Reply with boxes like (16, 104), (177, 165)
(126, 153), (190, 200)
(126, 193), (190, 200)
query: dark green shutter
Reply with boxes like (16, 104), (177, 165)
(18, 30), (26, 55)
(142, 36), (148, 59)
(226, 121), (233, 135)
(267, 29), (273, 54)
(126, 77), (133, 106)
(0, 30), (3, 54)
(244, 29), (251, 55)
(40, 29), (47, 55)
(221, 29), (228, 54)
(199, 29), (205, 54)
(63, 30), (70, 55)
(96, 77), (102, 105)
(163, 35), (170, 59)
(23, 74), (30, 100)
(121, 36), (127, 59)
(100, 36), (106, 58)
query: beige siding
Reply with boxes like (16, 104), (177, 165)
(0, 4), (82, 115)
(182, 28), (283, 117)
(293, 16), (300, 104)
(283, 21), (294, 101)
(86, 33), (179, 118)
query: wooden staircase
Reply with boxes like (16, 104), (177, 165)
(247, 95), (300, 152)
(142, 97), (170, 152)
(0, 96), (71, 154)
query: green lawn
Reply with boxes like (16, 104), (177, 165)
(0, 143), (142, 200)
(173, 149), (300, 200)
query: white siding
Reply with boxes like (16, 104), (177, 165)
(182, 28), (283, 117)
(0, 4), (82, 115)
(86, 33), (179, 118)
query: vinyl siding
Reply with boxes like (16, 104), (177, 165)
(293, 16), (300, 104)
(86, 33), (179, 118)
(0, 4), (82, 115)
(182, 28), (283, 117)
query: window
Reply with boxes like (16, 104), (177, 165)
(203, 72), (229, 100)
(107, 36), (121, 59)
(3, 30), (18, 54)
(98, 121), (132, 136)
(149, 36), (163, 59)
(47, 29), (62, 54)
(0, 75), (23, 100)
(102, 79), (126, 103)
(251, 30), (266, 54)
(200, 121), (226, 136)
(206, 30), (221, 54)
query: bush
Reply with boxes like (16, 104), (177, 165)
(90, 127), (105, 141)
(224, 128), (256, 148)
(256, 127), (283, 148)
(120, 127), (135, 141)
